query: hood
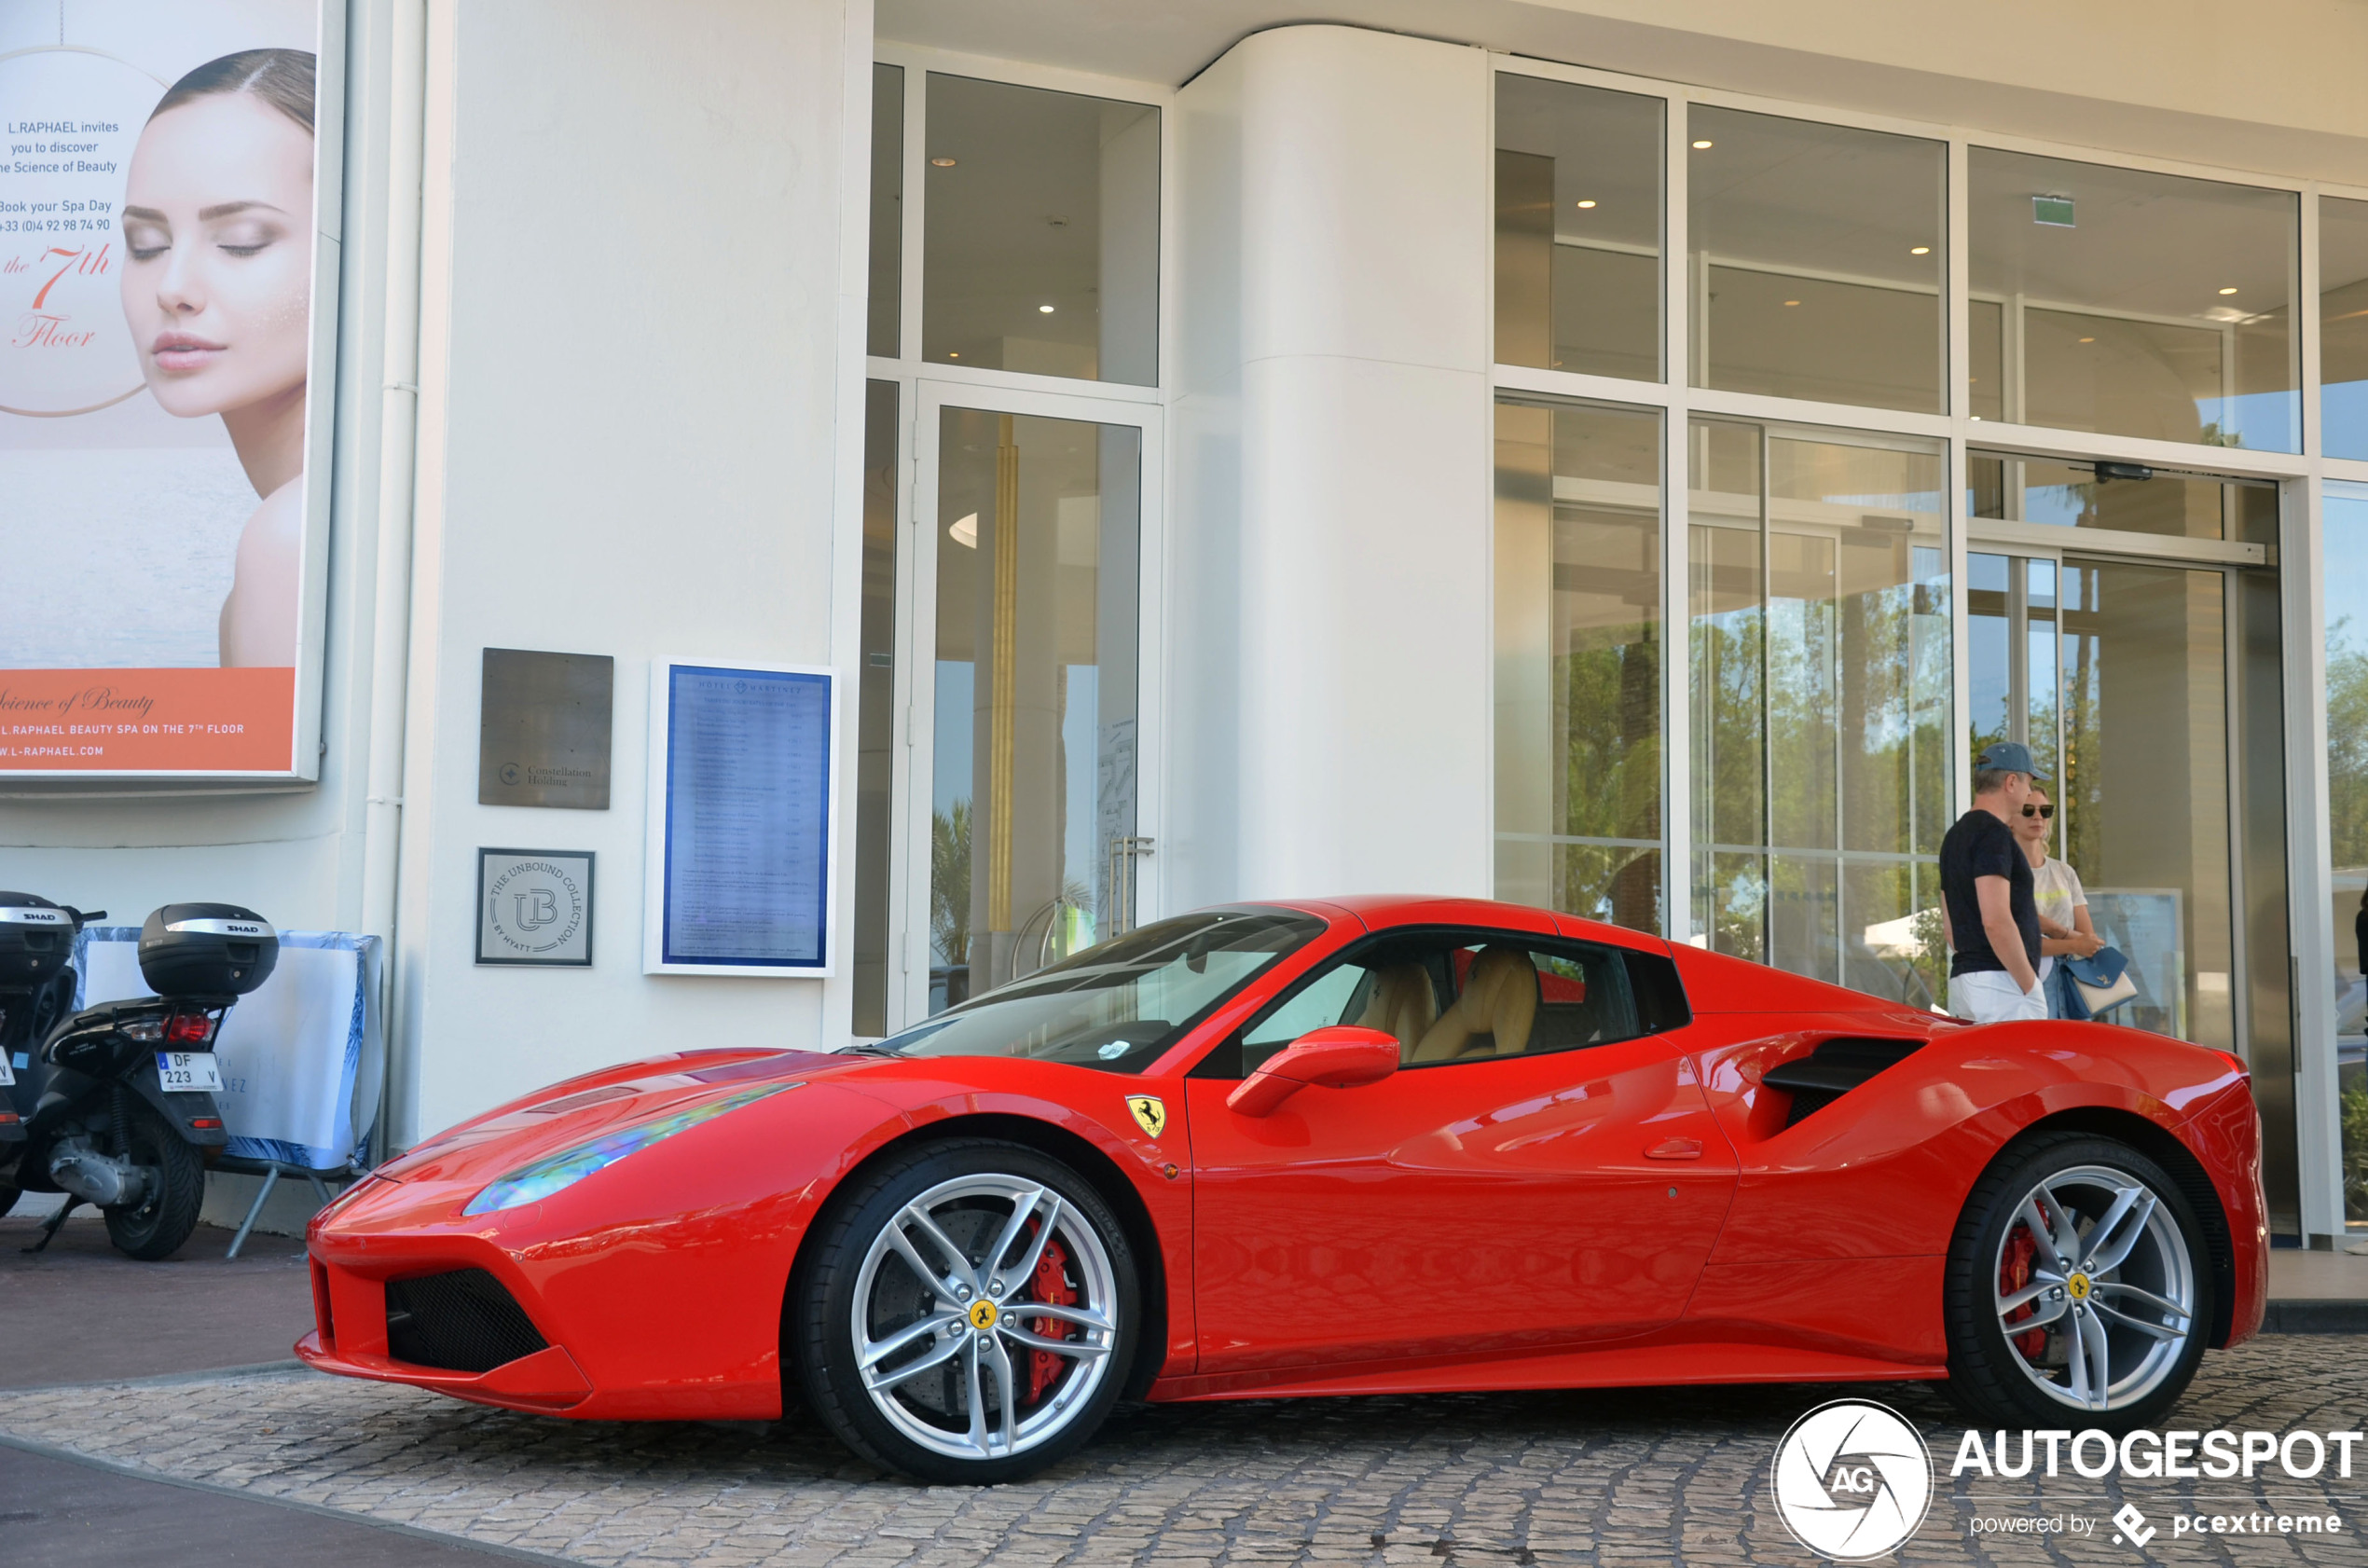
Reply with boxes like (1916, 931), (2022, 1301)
(380, 1048), (856, 1188)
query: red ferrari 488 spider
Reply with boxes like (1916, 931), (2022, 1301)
(302, 898), (2265, 1482)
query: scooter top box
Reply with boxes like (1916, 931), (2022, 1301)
(0, 892), (76, 988)
(138, 903), (279, 997)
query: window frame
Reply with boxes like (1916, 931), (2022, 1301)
(868, 40), (1173, 407)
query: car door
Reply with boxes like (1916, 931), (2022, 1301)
(1184, 925), (1737, 1377)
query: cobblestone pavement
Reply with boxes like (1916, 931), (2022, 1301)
(2, 1337), (2364, 1566)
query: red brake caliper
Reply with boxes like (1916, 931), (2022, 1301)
(2001, 1219), (2045, 1359)
(1026, 1233), (1075, 1404)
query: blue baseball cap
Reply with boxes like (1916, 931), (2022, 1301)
(1975, 741), (2047, 780)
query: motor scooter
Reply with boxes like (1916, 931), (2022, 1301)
(0, 896), (277, 1259)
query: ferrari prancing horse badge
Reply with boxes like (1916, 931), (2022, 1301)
(1126, 1094), (1166, 1138)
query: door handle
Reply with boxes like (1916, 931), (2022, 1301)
(1644, 1136), (1702, 1161)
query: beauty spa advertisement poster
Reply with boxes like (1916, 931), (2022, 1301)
(0, 1), (331, 776)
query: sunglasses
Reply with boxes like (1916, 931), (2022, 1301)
(2020, 804), (2056, 819)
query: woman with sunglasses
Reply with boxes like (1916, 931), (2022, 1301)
(2016, 788), (2104, 1016)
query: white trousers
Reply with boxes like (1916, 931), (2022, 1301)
(1949, 970), (2048, 1024)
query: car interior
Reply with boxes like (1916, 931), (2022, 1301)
(1220, 929), (1645, 1076)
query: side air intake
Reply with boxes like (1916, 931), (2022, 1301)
(1762, 1037), (1925, 1128)
(385, 1268), (549, 1373)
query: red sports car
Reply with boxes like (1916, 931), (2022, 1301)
(301, 898), (2265, 1482)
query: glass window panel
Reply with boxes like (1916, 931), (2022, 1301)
(1970, 297), (2004, 422)
(930, 408), (1140, 1013)
(1690, 423), (1949, 1003)
(922, 75), (1158, 385)
(2327, 483), (2368, 1225)
(1687, 420), (1763, 956)
(2060, 558), (2235, 1051)
(1768, 437), (1950, 860)
(2323, 199), (2368, 461)
(1687, 107), (1944, 413)
(1966, 452), (2272, 543)
(867, 64), (903, 358)
(1494, 76), (1662, 380)
(1966, 551), (2064, 859)
(852, 380), (901, 1034)
(1494, 399), (1663, 932)
(1969, 148), (2297, 450)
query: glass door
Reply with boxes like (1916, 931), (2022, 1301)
(900, 383), (1160, 1023)
(1965, 469), (2296, 1227)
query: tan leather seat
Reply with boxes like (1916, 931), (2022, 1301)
(1353, 964), (1438, 1061)
(1410, 947), (1539, 1063)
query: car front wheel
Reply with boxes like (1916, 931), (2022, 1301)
(791, 1138), (1138, 1483)
(1945, 1132), (2212, 1432)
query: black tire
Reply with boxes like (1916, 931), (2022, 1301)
(1945, 1132), (2212, 1433)
(790, 1138), (1139, 1483)
(103, 1101), (206, 1260)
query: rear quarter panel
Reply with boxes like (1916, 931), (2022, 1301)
(1691, 1014), (2250, 1267)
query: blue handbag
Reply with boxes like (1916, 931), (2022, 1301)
(2061, 946), (2137, 1016)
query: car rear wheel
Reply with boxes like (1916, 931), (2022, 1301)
(791, 1139), (1138, 1483)
(1944, 1133), (2211, 1432)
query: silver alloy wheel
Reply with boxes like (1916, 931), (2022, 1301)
(848, 1172), (1120, 1463)
(1992, 1162), (2196, 1412)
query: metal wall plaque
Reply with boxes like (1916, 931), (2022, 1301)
(477, 848), (595, 966)
(479, 649), (613, 808)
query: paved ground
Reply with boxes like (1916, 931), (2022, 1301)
(6, 1198), (2365, 1565)
(0, 1442), (520, 1567)
(2, 1339), (2363, 1567)
(0, 1205), (311, 1387)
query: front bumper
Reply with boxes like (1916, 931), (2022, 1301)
(296, 1326), (593, 1413)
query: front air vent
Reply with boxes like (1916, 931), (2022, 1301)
(385, 1268), (548, 1373)
(1762, 1037), (1924, 1127)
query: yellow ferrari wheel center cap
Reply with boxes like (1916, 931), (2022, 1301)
(968, 1300), (999, 1332)
(2067, 1272), (2091, 1300)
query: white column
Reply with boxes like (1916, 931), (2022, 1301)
(1173, 25), (1494, 904)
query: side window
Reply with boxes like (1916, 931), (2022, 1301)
(1203, 927), (1667, 1077)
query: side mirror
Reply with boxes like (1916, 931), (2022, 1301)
(1226, 1025), (1400, 1117)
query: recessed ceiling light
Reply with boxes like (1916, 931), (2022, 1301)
(1783, 299), (1801, 307)
(930, 157), (956, 167)
(2079, 337), (2094, 343)
(948, 351), (959, 358)
(2218, 286), (2237, 295)
(1576, 199), (1597, 209)
(1910, 246), (1931, 255)
(1691, 139), (1714, 149)
(1038, 304), (1055, 313)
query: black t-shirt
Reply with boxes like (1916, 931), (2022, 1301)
(1941, 808), (2039, 978)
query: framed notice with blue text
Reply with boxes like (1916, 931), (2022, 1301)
(642, 661), (838, 977)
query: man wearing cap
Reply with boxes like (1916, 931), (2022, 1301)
(1939, 742), (2046, 1023)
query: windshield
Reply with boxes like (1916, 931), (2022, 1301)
(878, 908), (1324, 1074)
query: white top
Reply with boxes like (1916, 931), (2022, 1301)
(2030, 855), (2087, 983)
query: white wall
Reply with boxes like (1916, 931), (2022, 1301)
(1170, 26), (1494, 906)
(388, 0), (871, 1143)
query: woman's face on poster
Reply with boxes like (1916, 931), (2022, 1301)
(118, 92), (312, 420)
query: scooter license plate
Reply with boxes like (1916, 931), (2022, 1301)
(0, 1052), (12, 1085)
(156, 1052), (224, 1093)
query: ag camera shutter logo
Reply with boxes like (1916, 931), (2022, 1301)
(1771, 1399), (1934, 1560)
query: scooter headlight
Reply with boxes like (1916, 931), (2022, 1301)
(461, 1083), (796, 1216)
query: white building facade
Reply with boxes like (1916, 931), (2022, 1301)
(7, 0), (2368, 1247)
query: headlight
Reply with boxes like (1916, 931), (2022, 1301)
(461, 1083), (796, 1216)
